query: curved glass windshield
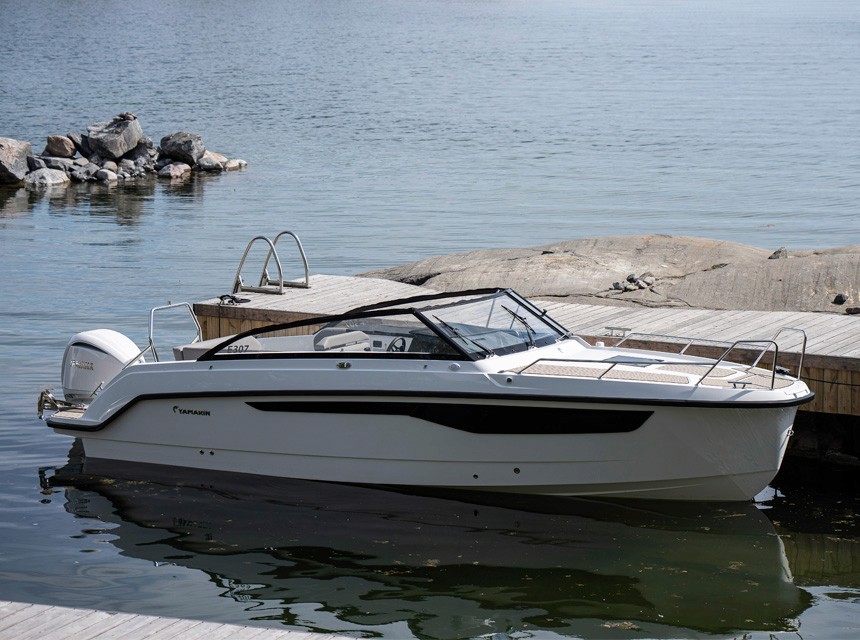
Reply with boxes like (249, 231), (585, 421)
(202, 290), (566, 361)
(419, 291), (565, 357)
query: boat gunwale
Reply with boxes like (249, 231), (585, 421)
(46, 386), (816, 433)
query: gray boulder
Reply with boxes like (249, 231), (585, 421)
(224, 158), (247, 171)
(27, 156), (46, 171)
(197, 154), (223, 172)
(70, 163), (100, 182)
(158, 162), (191, 179)
(87, 115), (144, 160)
(159, 132), (205, 165)
(43, 135), (76, 158)
(67, 132), (92, 158)
(42, 156), (75, 172)
(24, 167), (70, 187)
(124, 139), (157, 172)
(95, 169), (118, 182)
(125, 138), (155, 161)
(203, 150), (227, 165)
(0, 137), (33, 185)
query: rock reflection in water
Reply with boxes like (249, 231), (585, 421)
(47, 451), (810, 640)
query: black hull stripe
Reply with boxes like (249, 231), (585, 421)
(46, 388), (814, 433)
(245, 401), (653, 434)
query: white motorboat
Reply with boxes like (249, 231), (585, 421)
(39, 281), (814, 501)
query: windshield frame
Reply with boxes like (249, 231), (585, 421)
(197, 288), (568, 362)
(414, 289), (567, 358)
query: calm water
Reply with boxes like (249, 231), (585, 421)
(2, 0), (860, 638)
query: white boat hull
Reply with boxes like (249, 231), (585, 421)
(61, 392), (796, 501)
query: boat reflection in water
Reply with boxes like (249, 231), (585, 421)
(46, 446), (810, 640)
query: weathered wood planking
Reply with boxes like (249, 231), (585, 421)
(194, 275), (436, 340)
(0, 600), (350, 640)
(541, 301), (860, 359)
(192, 276), (859, 416)
(539, 301), (859, 416)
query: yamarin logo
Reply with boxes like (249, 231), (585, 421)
(173, 405), (211, 417)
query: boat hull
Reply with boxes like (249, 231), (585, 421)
(59, 393), (797, 501)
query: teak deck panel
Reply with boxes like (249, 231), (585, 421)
(192, 275), (860, 417)
(0, 600), (349, 640)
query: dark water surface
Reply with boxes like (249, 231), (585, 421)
(2, 0), (860, 638)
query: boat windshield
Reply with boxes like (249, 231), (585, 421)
(417, 291), (566, 357)
(201, 290), (567, 361)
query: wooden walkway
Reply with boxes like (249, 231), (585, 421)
(541, 301), (860, 362)
(192, 275), (860, 417)
(194, 274), (437, 340)
(0, 600), (350, 640)
(539, 300), (859, 416)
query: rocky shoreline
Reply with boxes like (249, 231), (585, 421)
(363, 235), (860, 315)
(0, 112), (246, 188)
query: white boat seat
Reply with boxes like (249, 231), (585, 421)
(314, 330), (371, 352)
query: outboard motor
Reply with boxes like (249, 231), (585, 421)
(61, 329), (142, 404)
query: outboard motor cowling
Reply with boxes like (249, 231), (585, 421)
(61, 329), (142, 404)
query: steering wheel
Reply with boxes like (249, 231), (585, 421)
(387, 336), (407, 352)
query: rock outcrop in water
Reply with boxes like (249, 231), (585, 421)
(0, 113), (247, 187)
(362, 235), (860, 314)
(0, 137), (32, 184)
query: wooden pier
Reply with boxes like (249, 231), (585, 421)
(193, 274), (860, 419)
(0, 600), (351, 640)
(540, 300), (860, 418)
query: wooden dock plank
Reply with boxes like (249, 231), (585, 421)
(10, 606), (122, 640)
(806, 321), (860, 356)
(659, 308), (743, 332)
(665, 309), (750, 338)
(155, 620), (222, 640)
(630, 311), (715, 338)
(111, 615), (196, 640)
(0, 603), (44, 634)
(592, 308), (735, 343)
(0, 600), (352, 640)
(576, 294), (843, 362)
(819, 332), (860, 358)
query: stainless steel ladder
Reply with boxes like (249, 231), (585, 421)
(232, 231), (310, 295)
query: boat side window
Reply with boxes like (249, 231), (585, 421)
(314, 314), (457, 355)
(204, 311), (459, 358)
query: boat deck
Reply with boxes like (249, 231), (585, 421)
(191, 274), (860, 417)
(513, 360), (794, 389)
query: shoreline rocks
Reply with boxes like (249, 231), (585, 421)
(0, 112), (246, 187)
(361, 235), (860, 315)
(0, 137), (32, 184)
